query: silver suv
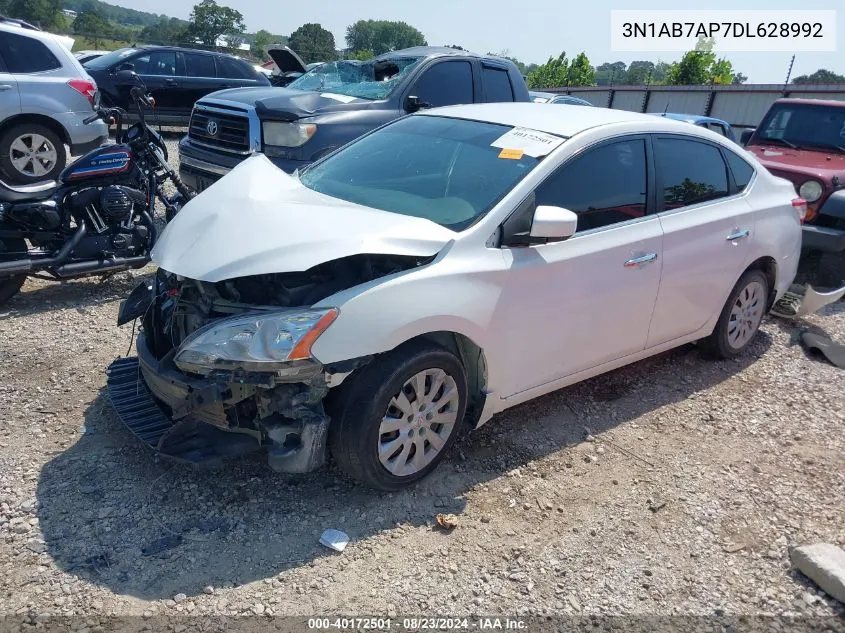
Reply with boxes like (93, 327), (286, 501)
(0, 23), (108, 184)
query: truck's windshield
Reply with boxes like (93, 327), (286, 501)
(756, 103), (845, 152)
(287, 57), (423, 101)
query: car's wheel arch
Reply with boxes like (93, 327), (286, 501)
(0, 113), (71, 148)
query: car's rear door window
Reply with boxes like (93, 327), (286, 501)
(534, 139), (648, 232)
(411, 61), (473, 107)
(183, 52), (216, 78)
(654, 137), (730, 210)
(216, 56), (254, 80)
(0, 31), (61, 73)
(482, 64), (514, 102)
(724, 149), (755, 193)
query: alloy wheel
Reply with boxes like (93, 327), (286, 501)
(10, 133), (58, 178)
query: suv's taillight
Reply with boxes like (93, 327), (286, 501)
(792, 197), (808, 224)
(68, 78), (97, 106)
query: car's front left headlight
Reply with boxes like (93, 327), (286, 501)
(173, 308), (338, 374)
(798, 180), (823, 203)
(262, 121), (317, 148)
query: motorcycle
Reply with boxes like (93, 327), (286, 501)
(0, 70), (194, 307)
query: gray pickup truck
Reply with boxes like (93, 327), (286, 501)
(178, 46), (530, 190)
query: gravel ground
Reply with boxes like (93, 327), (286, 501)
(0, 137), (844, 623)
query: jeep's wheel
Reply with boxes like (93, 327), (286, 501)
(700, 269), (769, 359)
(328, 340), (467, 491)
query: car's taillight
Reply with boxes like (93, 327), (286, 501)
(792, 197), (808, 224)
(68, 78), (97, 106)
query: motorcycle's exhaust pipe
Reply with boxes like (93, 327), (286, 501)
(53, 255), (149, 278)
(0, 224), (87, 275)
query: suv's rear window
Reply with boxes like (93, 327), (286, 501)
(0, 31), (61, 73)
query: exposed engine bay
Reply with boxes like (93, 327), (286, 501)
(110, 252), (432, 473)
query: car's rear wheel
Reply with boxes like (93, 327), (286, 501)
(327, 340), (467, 491)
(700, 269), (769, 359)
(0, 124), (66, 184)
(0, 237), (28, 306)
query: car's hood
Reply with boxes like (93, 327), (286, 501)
(267, 46), (307, 74)
(204, 86), (366, 119)
(748, 145), (845, 183)
(152, 154), (455, 283)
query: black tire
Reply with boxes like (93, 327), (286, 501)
(700, 269), (769, 360)
(0, 237), (27, 306)
(327, 339), (468, 491)
(0, 124), (67, 185)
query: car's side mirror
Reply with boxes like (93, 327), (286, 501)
(114, 62), (135, 73)
(740, 128), (755, 146)
(406, 95), (431, 112)
(529, 205), (578, 242)
(114, 69), (139, 84)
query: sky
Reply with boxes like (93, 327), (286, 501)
(106, 0), (845, 83)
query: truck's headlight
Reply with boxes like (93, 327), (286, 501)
(798, 180), (823, 203)
(174, 308), (337, 374)
(262, 121), (317, 148)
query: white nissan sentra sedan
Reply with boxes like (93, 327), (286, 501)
(108, 103), (804, 490)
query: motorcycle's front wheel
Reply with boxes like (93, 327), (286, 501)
(0, 237), (27, 306)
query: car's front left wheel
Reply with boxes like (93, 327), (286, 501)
(327, 339), (468, 491)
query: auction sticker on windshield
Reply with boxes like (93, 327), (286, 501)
(491, 127), (564, 157)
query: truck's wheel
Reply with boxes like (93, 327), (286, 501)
(700, 269), (769, 359)
(0, 237), (27, 306)
(327, 340), (468, 491)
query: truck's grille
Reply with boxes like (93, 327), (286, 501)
(189, 107), (250, 154)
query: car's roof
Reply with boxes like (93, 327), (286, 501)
(375, 46), (509, 62)
(421, 102), (682, 137)
(774, 97), (845, 108)
(657, 112), (729, 125)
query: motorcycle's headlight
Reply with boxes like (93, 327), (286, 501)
(262, 121), (317, 148)
(798, 180), (823, 203)
(173, 308), (337, 374)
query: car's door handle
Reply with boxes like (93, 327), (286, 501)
(726, 229), (750, 241)
(164, 78), (178, 85)
(0, 84), (13, 91)
(624, 253), (658, 268)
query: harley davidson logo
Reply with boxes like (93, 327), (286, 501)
(206, 119), (219, 137)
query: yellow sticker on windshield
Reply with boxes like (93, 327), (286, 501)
(498, 148), (524, 160)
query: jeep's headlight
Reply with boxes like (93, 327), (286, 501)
(173, 308), (337, 374)
(262, 121), (317, 148)
(798, 180), (823, 203)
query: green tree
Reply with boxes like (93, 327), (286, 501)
(625, 61), (655, 85)
(666, 50), (714, 85)
(288, 23), (337, 64)
(252, 29), (274, 56)
(186, 0), (245, 47)
(732, 72), (748, 85)
(526, 52), (568, 89)
(139, 17), (188, 45)
(7, 0), (65, 30)
(595, 61), (627, 85)
(345, 19), (426, 56)
(792, 69), (845, 84)
(72, 10), (112, 44)
(346, 49), (374, 61)
(566, 52), (595, 86)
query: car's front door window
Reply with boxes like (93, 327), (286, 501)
(133, 51), (177, 76)
(410, 61), (473, 108)
(534, 139), (648, 232)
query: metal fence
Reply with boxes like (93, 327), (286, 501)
(545, 84), (845, 129)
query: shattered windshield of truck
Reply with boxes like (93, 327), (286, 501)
(756, 103), (845, 153)
(286, 57), (423, 100)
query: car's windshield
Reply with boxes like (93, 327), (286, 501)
(287, 57), (422, 100)
(299, 115), (546, 231)
(83, 47), (138, 70)
(755, 103), (845, 152)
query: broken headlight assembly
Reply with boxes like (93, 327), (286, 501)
(262, 121), (317, 149)
(173, 308), (338, 375)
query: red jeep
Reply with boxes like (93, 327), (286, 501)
(742, 98), (845, 284)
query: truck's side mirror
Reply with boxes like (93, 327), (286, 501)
(740, 128), (755, 146)
(406, 95), (431, 113)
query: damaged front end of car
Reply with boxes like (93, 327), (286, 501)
(107, 253), (429, 472)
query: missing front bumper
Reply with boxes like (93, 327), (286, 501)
(105, 333), (332, 473)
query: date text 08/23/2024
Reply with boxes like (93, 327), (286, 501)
(307, 618), (528, 630)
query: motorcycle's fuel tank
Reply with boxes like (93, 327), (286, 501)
(60, 145), (134, 183)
